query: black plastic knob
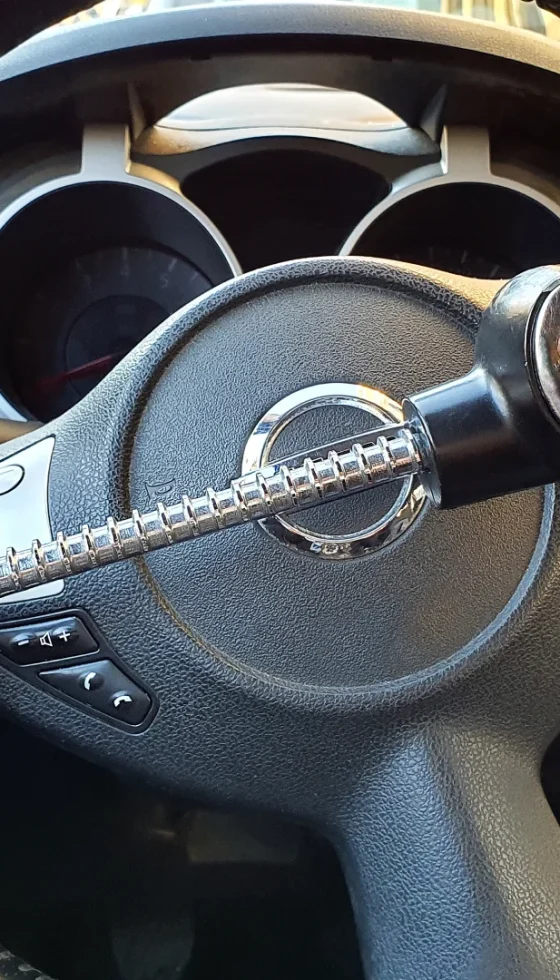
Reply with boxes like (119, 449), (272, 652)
(404, 266), (560, 508)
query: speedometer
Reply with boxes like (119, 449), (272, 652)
(343, 182), (560, 280)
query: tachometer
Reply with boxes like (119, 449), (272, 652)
(12, 246), (210, 421)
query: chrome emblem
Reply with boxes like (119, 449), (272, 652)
(242, 383), (426, 560)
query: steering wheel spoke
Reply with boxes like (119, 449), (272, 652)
(334, 722), (560, 980)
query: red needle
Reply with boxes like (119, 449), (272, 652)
(35, 351), (124, 394)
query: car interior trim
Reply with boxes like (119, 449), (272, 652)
(341, 125), (560, 256)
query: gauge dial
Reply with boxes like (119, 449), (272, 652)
(389, 246), (517, 279)
(13, 246), (211, 420)
(345, 183), (560, 282)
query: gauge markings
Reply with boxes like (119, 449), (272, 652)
(16, 246), (212, 420)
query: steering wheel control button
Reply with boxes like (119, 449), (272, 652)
(111, 693), (137, 719)
(81, 670), (104, 692)
(51, 624), (80, 647)
(0, 615), (98, 665)
(38, 659), (151, 726)
(0, 438), (63, 604)
(9, 632), (40, 655)
(0, 465), (24, 495)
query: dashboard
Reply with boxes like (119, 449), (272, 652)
(1, 7), (560, 422)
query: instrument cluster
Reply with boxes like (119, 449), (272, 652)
(1, 121), (560, 422)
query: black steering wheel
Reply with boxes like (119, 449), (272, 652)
(2, 4), (560, 979)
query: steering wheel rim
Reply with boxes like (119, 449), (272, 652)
(2, 3), (560, 977)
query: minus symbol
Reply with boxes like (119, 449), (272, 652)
(16, 639), (30, 646)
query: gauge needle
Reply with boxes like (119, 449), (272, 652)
(35, 351), (124, 394)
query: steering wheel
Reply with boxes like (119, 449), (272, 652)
(2, 4), (560, 979)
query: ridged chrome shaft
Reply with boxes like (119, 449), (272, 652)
(0, 425), (422, 597)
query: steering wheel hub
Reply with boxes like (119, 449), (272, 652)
(125, 260), (545, 692)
